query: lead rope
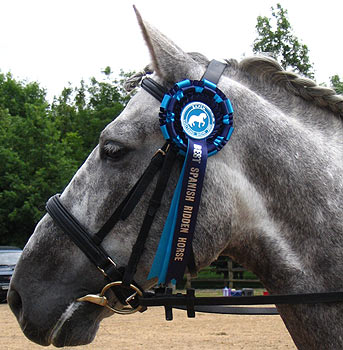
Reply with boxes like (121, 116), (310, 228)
(138, 289), (343, 319)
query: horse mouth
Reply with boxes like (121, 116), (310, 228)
(48, 301), (109, 347)
(12, 299), (108, 347)
(48, 285), (145, 346)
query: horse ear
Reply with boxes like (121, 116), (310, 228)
(134, 6), (201, 83)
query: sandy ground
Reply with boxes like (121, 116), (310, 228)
(1, 303), (297, 350)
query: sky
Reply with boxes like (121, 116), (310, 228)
(1, 0), (342, 102)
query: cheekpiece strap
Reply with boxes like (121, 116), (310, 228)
(93, 144), (168, 244)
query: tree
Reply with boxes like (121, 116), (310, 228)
(51, 67), (129, 165)
(253, 3), (315, 79)
(330, 75), (343, 95)
(0, 72), (46, 117)
(0, 68), (132, 247)
(0, 76), (76, 246)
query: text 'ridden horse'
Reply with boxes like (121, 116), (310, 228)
(8, 8), (343, 350)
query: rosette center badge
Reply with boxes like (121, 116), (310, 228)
(180, 102), (215, 139)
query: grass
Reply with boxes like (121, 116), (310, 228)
(193, 289), (266, 297)
(196, 266), (259, 280)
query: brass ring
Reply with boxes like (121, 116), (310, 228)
(77, 281), (143, 315)
(100, 281), (143, 315)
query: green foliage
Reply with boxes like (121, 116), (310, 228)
(253, 3), (315, 79)
(330, 75), (343, 95)
(0, 87), (74, 246)
(0, 73), (46, 117)
(0, 68), (131, 247)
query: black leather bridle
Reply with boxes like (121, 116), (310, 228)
(45, 60), (226, 314)
(46, 140), (179, 313)
(46, 60), (343, 319)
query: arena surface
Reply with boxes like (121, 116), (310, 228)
(1, 303), (296, 349)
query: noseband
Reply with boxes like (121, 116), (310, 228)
(46, 60), (343, 319)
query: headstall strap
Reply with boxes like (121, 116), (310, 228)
(122, 145), (178, 287)
(202, 59), (227, 84)
(141, 78), (166, 102)
(93, 141), (170, 244)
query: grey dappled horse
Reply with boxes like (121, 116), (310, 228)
(8, 11), (343, 350)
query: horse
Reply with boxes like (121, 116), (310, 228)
(8, 9), (343, 349)
(188, 112), (207, 127)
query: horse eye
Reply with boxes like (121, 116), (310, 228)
(101, 141), (128, 161)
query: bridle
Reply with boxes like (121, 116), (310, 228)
(46, 60), (343, 320)
(45, 60), (227, 314)
(46, 141), (176, 314)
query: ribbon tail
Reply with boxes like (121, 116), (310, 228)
(147, 163), (186, 284)
(165, 138), (208, 283)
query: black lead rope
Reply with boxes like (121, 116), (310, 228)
(138, 288), (343, 319)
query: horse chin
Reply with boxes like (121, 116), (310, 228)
(48, 301), (110, 347)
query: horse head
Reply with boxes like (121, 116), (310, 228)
(8, 8), (343, 350)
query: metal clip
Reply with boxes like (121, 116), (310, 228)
(77, 294), (108, 307)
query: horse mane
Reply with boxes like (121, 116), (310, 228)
(124, 54), (343, 120)
(227, 56), (343, 119)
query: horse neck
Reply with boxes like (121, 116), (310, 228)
(225, 87), (343, 294)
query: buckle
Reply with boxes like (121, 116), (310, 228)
(97, 257), (117, 277)
(153, 148), (166, 157)
(153, 144), (170, 158)
(77, 281), (143, 315)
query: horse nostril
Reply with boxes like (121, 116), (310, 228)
(7, 288), (23, 319)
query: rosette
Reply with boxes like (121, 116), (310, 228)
(159, 79), (234, 155)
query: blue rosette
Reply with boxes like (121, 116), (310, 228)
(159, 79), (234, 156)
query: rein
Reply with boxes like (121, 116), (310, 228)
(46, 60), (343, 319)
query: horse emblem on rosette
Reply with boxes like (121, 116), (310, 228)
(189, 112), (207, 127)
(7, 6), (343, 350)
(181, 101), (216, 140)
